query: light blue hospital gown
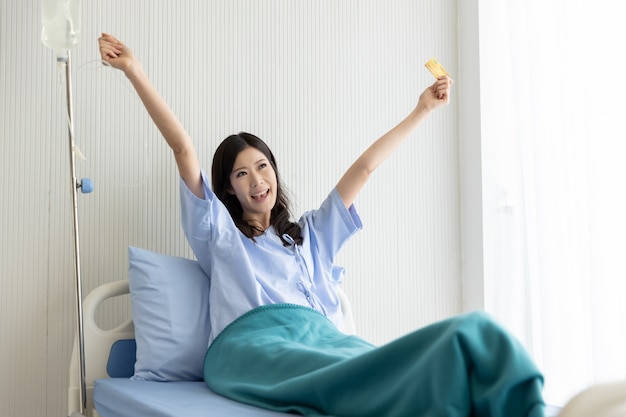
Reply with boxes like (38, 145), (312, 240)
(179, 170), (362, 345)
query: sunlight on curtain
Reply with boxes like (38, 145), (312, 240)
(479, 0), (626, 406)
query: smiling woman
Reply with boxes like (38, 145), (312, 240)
(94, 29), (550, 417)
(229, 148), (277, 230)
(213, 133), (285, 242)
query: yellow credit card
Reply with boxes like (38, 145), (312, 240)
(425, 57), (448, 78)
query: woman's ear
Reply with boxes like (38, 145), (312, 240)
(226, 185), (235, 195)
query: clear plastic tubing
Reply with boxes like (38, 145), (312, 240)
(41, 0), (81, 56)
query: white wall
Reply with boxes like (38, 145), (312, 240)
(457, 0), (484, 312)
(0, 1), (460, 415)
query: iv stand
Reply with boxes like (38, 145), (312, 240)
(61, 50), (88, 417)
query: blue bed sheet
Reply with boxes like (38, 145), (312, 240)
(94, 379), (293, 417)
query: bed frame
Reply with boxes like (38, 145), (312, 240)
(68, 280), (626, 417)
(67, 280), (357, 417)
(68, 281), (133, 417)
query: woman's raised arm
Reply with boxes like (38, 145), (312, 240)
(98, 33), (204, 198)
(335, 76), (453, 208)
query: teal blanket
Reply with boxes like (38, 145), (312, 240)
(204, 304), (545, 417)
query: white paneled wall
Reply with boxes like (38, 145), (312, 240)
(0, 1), (460, 415)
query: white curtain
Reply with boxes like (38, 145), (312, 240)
(479, 0), (626, 406)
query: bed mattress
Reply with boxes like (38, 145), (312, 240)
(94, 378), (293, 417)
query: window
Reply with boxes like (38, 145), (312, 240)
(465, 0), (626, 406)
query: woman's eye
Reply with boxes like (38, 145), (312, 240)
(236, 171), (246, 178)
(259, 163), (267, 169)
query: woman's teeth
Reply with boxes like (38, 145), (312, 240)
(252, 190), (268, 200)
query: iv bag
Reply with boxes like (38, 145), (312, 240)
(41, 0), (81, 53)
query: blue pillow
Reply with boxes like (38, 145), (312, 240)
(128, 246), (210, 382)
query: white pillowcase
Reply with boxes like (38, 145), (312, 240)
(128, 246), (211, 381)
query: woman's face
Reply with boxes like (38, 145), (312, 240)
(228, 146), (278, 228)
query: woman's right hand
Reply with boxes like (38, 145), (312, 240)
(98, 33), (138, 74)
(97, 32), (203, 198)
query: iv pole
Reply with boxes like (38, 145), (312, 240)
(41, 3), (90, 415)
(61, 50), (90, 417)
(65, 49), (85, 415)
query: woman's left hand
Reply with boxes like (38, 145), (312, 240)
(419, 76), (454, 111)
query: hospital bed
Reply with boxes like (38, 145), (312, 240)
(67, 247), (625, 417)
(67, 247), (357, 417)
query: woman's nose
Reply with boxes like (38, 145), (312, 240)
(250, 172), (263, 187)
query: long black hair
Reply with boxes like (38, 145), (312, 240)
(211, 132), (303, 246)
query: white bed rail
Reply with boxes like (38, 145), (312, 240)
(68, 280), (134, 417)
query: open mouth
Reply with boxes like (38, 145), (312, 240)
(251, 189), (269, 200)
